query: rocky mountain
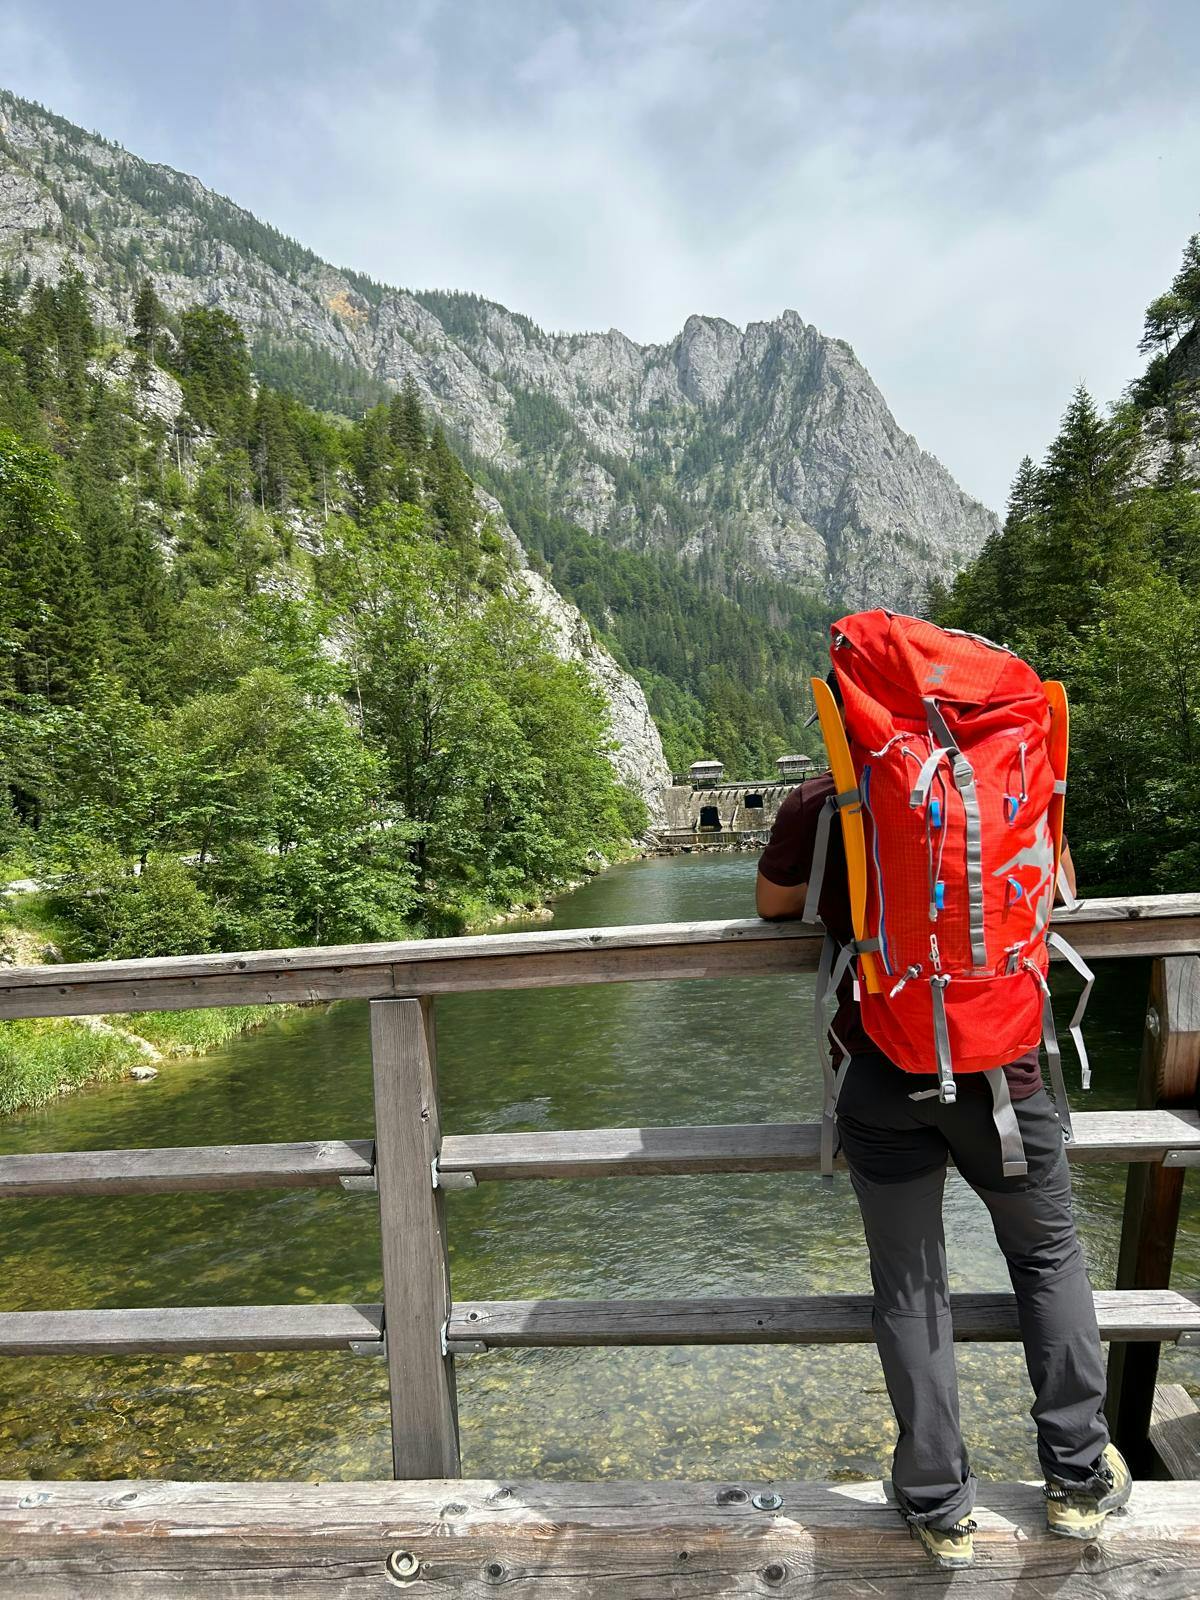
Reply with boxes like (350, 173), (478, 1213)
(0, 89), (996, 616)
(0, 93), (670, 809)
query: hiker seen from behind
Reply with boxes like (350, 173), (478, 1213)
(756, 611), (1130, 1571)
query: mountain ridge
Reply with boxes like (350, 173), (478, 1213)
(0, 87), (998, 615)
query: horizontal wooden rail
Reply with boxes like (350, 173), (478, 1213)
(448, 1289), (1200, 1347)
(0, 1305), (383, 1356)
(2, 1289), (1197, 1356)
(438, 1108), (1200, 1180)
(0, 1140), (375, 1198)
(0, 893), (1194, 1017)
(3, 1110), (1196, 1198)
(4, 1478), (1198, 1597)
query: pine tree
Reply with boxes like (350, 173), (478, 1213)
(390, 378), (427, 459)
(131, 278), (164, 375)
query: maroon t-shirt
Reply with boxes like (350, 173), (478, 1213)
(758, 773), (1043, 1099)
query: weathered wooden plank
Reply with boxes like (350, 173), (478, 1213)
(448, 1288), (1200, 1346)
(0, 1109), (1190, 1201)
(0, 895), (1194, 1016)
(1108, 956), (1200, 1472)
(0, 1139), (375, 1198)
(0, 1304), (382, 1356)
(2, 1288), (1195, 1357)
(1, 1478), (1198, 1598)
(438, 1108), (1200, 1181)
(1152, 1383), (1200, 1480)
(370, 998), (460, 1479)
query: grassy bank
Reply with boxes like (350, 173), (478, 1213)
(0, 1007), (277, 1118)
(0, 845), (633, 1120)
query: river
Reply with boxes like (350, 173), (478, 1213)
(0, 854), (1196, 1484)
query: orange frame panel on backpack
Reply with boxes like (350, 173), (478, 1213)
(810, 676), (882, 994)
(1044, 680), (1069, 879)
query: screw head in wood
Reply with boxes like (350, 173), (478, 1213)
(751, 1491), (784, 1511)
(385, 1549), (421, 1583)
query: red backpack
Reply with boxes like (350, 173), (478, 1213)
(806, 610), (1092, 1176)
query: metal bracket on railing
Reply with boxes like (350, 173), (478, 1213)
(446, 1339), (488, 1355)
(440, 1318), (487, 1356)
(339, 1174), (379, 1192)
(431, 1155), (478, 1190)
(1162, 1151), (1200, 1167)
(349, 1337), (386, 1357)
(1177, 1330), (1200, 1346)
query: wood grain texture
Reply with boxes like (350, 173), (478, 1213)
(1108, 957), (1200, 1472)
(446, 1288), (1200, 1346)
(0, 1139), (374, 1197)
(0, 1110), (1191, 1201)
(0, 1304), (382, 1355)
(370, 998), (460, 1479)
(0, 894), (1194, 1016)
(1152, 1383), (1200, 1480)
(1, 1477), (1199, 1598)
(438, 1108), (1200, 1181)
(3, 1288), (1195, 1357)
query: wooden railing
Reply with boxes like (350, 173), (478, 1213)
(1, 893), (1199, 1482)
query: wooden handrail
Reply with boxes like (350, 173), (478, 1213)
(3, 1110), (1198, 1197)
(0, 893), (1196, 1017)
(1, 1289), (1196, 1356)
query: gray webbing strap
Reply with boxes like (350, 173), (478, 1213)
(923, 699), (987, 969)
(816, 937), (856, 1177)
(1055, 860), (1079, 913)
(802, 796), (836, 926)
(1047, 932), (1095, 1091)
(986, 1066), (1029, 1178)
(909, 745), (953, 808)
(820, 1049), (853, 1180)
(930, 975), (956, 1104)
(1038, 980), (1075, 1144)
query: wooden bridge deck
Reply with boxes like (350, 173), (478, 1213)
(2, 1476), (1197, 1596)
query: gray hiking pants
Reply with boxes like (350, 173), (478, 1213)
(835, 1052), (1110, 1530)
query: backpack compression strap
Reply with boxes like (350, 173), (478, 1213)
(923, 698), (987, 969)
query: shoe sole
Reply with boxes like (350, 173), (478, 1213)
(908, 1526), (974, 1568)
(1047, 1480), (1132, 1541)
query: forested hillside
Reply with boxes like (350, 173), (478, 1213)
(932, 227), (1200, 893)
(0, 89), (997, 777)
(0, 266), (645, 960)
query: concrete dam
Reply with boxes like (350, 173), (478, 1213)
(654, 755), (825, 849)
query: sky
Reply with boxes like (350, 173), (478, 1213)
(2, 0), (1198, 511)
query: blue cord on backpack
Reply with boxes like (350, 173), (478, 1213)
(1007, 876), (1024, 902)
(934, 880), (945, 911)
(1004, 794), (1020, 822)
(930, 798), (942, 829)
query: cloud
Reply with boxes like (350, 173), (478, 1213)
(3, 0), (1199, 508)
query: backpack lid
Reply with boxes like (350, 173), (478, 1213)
(831, 610), (1040, 717)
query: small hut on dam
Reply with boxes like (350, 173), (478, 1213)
(654, 754), (823, 849)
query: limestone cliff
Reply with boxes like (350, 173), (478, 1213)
(0, 90), (997, 615)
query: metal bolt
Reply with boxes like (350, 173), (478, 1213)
(751, 1491), (784, 1512)
(385, 1549), (421, 1584)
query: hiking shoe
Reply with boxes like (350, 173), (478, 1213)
(906, 1515), (976, 1569)
(1044, 1443), (1132, 1540)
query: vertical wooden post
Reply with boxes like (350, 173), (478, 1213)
(370, 996), (460, 1478)
(1105, 955), (1200, 1473)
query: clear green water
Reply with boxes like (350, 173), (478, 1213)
(0, 854), (1194, 1483)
